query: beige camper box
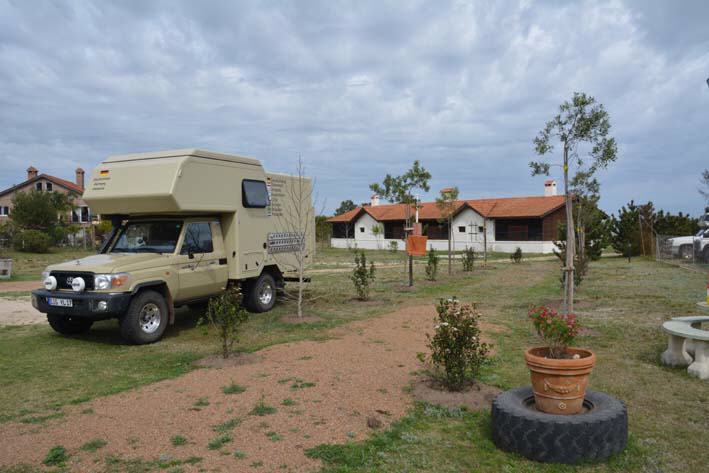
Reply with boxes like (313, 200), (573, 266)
(31, 149), (314, 344)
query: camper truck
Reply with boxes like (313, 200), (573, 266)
(31, 149), (314, 344)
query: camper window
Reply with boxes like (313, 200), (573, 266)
(180, 222), (214, 255)
(242, 179), (269, 208)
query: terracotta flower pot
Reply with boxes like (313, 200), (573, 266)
(524, 346), (596, 415)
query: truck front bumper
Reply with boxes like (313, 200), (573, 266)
(31, 289), (132, 319)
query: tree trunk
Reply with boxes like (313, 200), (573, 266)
(447, 218), (452, 275)
(483, 219), (488, 267)
(563, 144), (575, 314)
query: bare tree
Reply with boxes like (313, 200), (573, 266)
(275, 155), (316, 318)
(436, 187), (459, 275)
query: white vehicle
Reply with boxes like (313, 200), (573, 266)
(667, 228), (709, 261)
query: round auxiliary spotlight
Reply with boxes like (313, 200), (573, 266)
(43, 276), (57, 291)
(71, 277), (86, 293)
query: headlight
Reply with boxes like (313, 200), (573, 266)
(94, 273), (130, 290)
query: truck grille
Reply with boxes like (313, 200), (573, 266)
(50, 271), (95, 290)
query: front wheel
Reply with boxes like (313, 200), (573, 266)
(47, 314), (93, 335)
(245, 273), (276, 313)
(679, 245), (694, 260)
(120, 290), (168, 344)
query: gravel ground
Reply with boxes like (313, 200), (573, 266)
(0, 297), (44, 326)
(0, 280), (40, 292)
(0, 304), (500, 472)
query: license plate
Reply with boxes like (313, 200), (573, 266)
(47, 297), (73, 308)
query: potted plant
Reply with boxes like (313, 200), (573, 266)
(525, 306), (595, 415)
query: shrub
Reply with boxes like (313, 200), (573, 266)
(13, 229), (52, 253)
(425, 248), (438, 281)
(43, 445), (68, 467)
(350, 251), (375, 300)
(425, 298), (490, 391)
(510, 247), (522, 263)
(198, 288), (249, 358)
(461, 247), (475, 271)
(388, 241), (398, 253)
(528, 306), (580, 359)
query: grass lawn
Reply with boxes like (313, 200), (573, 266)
(0, 248), (95, 282)
(0, 250), (707, 471)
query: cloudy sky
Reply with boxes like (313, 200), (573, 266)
(1, 0), (707, 215)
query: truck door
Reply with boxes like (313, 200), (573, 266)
(176, 221), (228, 301)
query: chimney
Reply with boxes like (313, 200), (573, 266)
(544, 179), (557, 197)
(27, 166), (38, 180)
(75, 168), (85, 189)
(370, 193), (380, 207)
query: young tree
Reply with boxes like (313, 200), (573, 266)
(610, 200), (644, 257)
(276, 155), (316, 318)
(315, 215), (331, 250)
(199, 288), (249, 359)
(371, 223), (384, 249)
(335, 200), (357, 216)
(370, 161), (431, 286)
(436, 187), (459, 275)
(530, 92), (617, 314)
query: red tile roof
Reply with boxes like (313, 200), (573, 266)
(327, 195), (566, 223)
(0, 173), (84, 198)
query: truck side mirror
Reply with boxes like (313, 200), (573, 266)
(188, 250), (195, 259)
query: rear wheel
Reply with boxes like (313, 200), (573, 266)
(246, 273), (276, 313)
(47, 314), (93, 335)
(120, 290), (168, 344)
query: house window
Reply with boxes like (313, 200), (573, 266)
(35, 182), (42, 191)
(384, 221), (405, 240)
(458, 226), (466, 233)
(0, 206), (9, 216)
(72, 206), (91, 223)
(46, 182), (53, 191)
(359, 227), (365, 233)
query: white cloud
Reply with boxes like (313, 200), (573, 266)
(0, 0), (707, 215)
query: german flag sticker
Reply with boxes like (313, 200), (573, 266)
(99, 170), (109, 176)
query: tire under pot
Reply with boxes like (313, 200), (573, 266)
(491, 386), (628, 464)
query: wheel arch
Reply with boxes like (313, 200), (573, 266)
(131, 281), (175, 324)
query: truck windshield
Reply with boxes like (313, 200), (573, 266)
(111, 221), (183, 254)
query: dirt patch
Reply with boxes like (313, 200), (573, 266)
(0, 280), (40, 293)
(0, 297), (45, 326)
(279, 314), (323, 324)
(193, 353), (261, 368)
(410, 377), (501, 411)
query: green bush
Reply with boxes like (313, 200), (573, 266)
(13, 229), (52, 253)
(198, 288), (249, 359)
(510, 247), (522, 263)
(425, 298), (490, 391)
(425, 248), (439, 280)
(461, 247), (475, 271)
(351, 251), (375, 300)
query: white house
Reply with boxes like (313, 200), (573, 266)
(328, 181), (566, 254)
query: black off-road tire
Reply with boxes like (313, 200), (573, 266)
(245, 273), (276, 313)
(119, 290), (169, 344)
(47, 314), (93, 335)
(491, 387), (627, 464)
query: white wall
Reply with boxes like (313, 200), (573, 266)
(330, 209), (558, 254)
